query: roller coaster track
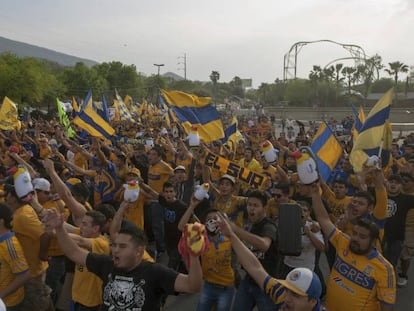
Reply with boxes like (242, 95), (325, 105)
(283, 39), (369, 81)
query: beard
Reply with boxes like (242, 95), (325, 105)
(349, 240), (372, 255)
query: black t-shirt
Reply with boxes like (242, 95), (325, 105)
(159, 195), (187, 250)
(385, 193), (414, 241)
(86, 253), (178, 311)
(249, 217), (279, 277)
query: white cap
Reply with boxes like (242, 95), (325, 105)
(277, 268), (322, 299)
(32, 178), (51, 192)
(220, 174), (236, 184)
(174, 165), (186, 172)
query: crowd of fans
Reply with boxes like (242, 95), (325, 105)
(0, 111), (413, 311)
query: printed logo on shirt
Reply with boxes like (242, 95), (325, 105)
(333, 276), (356, 295)
(362, 265), (374, 277)
(333, 256), (375, 290)
(387, 199), (397, 218)
(165, 209), (176, 223)
(104, 274), (145, 310)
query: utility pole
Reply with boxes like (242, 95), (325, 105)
(177, 53), (187, 80)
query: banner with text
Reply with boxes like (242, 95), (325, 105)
(201, 149), (268, 189)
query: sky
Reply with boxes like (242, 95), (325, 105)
(0, 0), (413, 87)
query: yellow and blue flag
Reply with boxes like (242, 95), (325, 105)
(161, 90), (224, 142)
(351, 104), (366, 141)
(311, 122), (343, 182)
(114, 89), (134, 122)
(56, 98), (75, 138)
(74, 90), (115, 139)
(92, 95), (110, 123)
(220, 116), (243, 151)
(350, 88), (393, 173)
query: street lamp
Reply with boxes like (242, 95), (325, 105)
(153, 63), (164, 77)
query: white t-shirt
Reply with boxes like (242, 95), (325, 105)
(284, 221), (324, 271)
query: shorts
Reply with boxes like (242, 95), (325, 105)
(400, 245), (414, 260)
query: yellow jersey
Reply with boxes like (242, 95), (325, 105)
(0, 232), (29, 307)
(326, 228), (396, 311)
(214, 195), (247, 227)
(43, 199), (68, 257)
(148, 160), (174, 193)
(72, 235), (110, 307)
(322, 186), (352, 224)
(13, 204), (48, 277)
(201, 235), (234, 287)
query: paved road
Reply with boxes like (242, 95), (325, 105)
(163, 253), (414, 310)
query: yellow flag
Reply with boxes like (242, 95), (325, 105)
(0, 97), (21, 130)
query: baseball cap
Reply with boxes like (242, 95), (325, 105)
(277, 267), (322, 299)
(128, 168), (141, 177)
(32, 178), (51, 192)
(220, 174), (236, 184)
(174, 165), (186, 172)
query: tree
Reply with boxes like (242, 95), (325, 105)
(59, 62), (108, 98)
(285, 79), (312, 106)
(210, 71), (220, 101)
(229, 76), (244, 98)
(94, 61), (144, 99)
(385, 61), (409, 87)
(341, 66), (356, 95)
(0, 53), (65, 108)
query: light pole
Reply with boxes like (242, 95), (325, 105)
(153, 63), (164, 77)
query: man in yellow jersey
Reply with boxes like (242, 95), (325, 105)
(147, 146), (174, 258)
(178, 199), (235, 311)
(311, 182), (396, 311)
(320, 178), (352, 268)
(336, 169), (388, 248)
(211, 174), (247, 228)
(68, 211), (110, 310)
(32, 177), (68, 305)
(0, 203), (31, 310)
(4, 174), (54, 310)
(238, 147), (262, 195)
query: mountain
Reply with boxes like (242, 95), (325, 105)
(162, 71), (184, 81)
(0, 36), (98, 67)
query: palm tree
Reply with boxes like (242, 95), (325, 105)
(210, 71), (220, 101)
(385, 61), (409, 86)
(341, 66), (356, 94)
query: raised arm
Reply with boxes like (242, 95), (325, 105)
(43, 209), (88, 266)
(109, 201), (131, 241)
(371, 169), (387, 221)
(309, 183), (336, 237)
(217, 213), (268, 286)
(42, 158), (87, 225)
(177, 197), (200, 232)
